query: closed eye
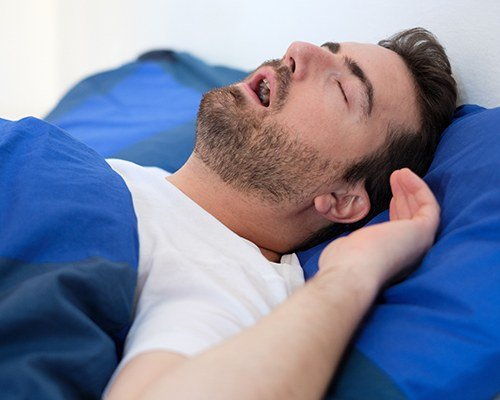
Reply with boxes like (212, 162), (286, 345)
(338, 81), (348, 103)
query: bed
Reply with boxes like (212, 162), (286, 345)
(1, 3), (500, 399)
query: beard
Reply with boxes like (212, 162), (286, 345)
(194, 60), (345, 206)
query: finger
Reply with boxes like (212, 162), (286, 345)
(390, 170), (413, 219)
(405, 185), (420, 215)
(398, 168), (440, 222)
(389, 197), (398, 220)
(398, 168), (436, 206)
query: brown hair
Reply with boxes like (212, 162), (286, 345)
(295, 27), (457, 251)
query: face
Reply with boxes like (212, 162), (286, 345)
(195, 41), (419, 206)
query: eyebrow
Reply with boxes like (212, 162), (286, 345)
(321, 42), (374, 117)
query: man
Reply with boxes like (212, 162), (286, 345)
(106, 28), (456, 399)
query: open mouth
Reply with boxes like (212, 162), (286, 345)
(255, 78), (271, 107)
(247, 72), (273, 108)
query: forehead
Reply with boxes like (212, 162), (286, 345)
(339, 41), (420, 131)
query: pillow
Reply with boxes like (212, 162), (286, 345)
(299, 105), (500, 399)
(0, 117), (139, 399)
(46, 50), (247, 172)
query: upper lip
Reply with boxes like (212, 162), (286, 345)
(244, 66), (277, 108)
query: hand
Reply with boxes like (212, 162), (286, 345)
(318, 168), (440, 288)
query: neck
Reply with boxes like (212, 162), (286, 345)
(167, 155), (314, 262)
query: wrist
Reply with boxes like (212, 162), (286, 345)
(317, 237), (389, 291)
(312, 265), (380, 310)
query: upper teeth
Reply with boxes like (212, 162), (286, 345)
(258, 78), (270, 106)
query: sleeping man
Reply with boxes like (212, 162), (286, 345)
(106, 28), (457, 399)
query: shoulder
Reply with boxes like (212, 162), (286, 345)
(106, 159), (171, 187)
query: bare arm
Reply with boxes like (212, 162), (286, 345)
(106, 168), (439, 400)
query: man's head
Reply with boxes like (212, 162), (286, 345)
(193, 27), (457, 252)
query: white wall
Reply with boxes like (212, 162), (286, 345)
(0, 0), (59, 120)
(1, 0), (499, 120)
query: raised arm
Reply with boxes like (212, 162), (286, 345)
(106, 168), (439, 400)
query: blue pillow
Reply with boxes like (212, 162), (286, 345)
(0, 117), (139, 399)
(299, 105), (500, 399)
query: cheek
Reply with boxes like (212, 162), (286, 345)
(273, 84), (384, 160)
(277, 97), (344, 142)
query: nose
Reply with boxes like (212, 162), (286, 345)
(284, 41), (334, 81)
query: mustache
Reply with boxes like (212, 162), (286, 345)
(259, 58), (282, 69)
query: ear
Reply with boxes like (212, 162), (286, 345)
(313, 181), (370, 224)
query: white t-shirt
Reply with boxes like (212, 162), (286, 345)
(107, 159), (305, 376)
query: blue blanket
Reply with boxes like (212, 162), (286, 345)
(0, 117), (139, 399)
